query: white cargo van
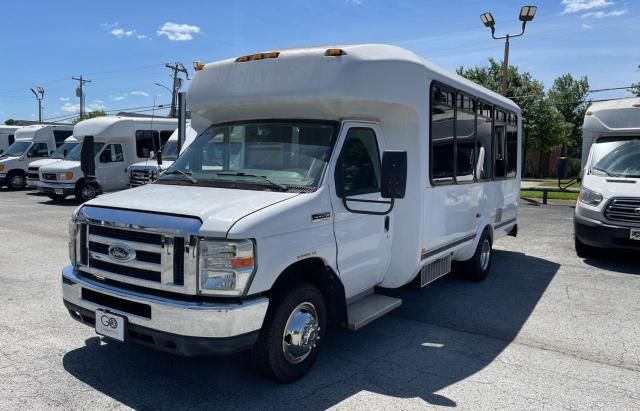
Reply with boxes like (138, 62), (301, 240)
(26, 136), (79, 188)
(0, 125), (21, 156)
(0, 124), (74, 189)
(574, 97), (640, 256)
(128, 124), (197, 187)
(62, 45), (520, 381)
(38, 116), (177, 201)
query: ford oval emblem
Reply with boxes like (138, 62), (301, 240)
(108, 243), (136, 262)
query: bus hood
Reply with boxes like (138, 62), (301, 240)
(40, 160), (80, 173)
(582, 174), (640, 199)
(28, 158), (60, 169)
(84, 183), (300, 237)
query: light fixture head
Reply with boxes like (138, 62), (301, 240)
(519, 5), (537, 22)
(480, 12), (495, 28)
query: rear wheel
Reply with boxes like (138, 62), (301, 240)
(47, 194), (67, 201)
(252, 283), (326, 382)
(75, 181), (97, 202)
(462, 230), (493, 282)
(7, 172), (26, 190)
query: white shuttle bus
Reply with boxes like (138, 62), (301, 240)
(0, 124), (74, 189)
(38, 116), (177, 201)
(26, 136), (79, 188)
(128, 123), (197, 187)
(62, 45), (520, 381)
(574, 97), (640, 256)
(0, 125), (21, 156)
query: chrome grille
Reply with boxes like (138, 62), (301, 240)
(129, 168), (158, 187)
(27, 167), (39, 179)
(42, 173), (57, 181)
(74, 207), (200, 294)
(604, 198), (640, 224)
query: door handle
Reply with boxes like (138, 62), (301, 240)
(384, 216), (390, 232)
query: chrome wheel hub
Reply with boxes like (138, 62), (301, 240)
(282, 302), (320, 364)
(10, 175), (24, 187)
(480, 239), (491, 271)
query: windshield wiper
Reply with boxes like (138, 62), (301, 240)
(216, 172), (288, 192)
(592, 166), (623, 178)
(162, 169), (198, 184)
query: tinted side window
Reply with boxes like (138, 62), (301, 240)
(431, 86), (455, 184)
(53, 130), (73, 147)
(476, 102), (493, 181)
(506, 113), (518, 178)
(8, 135), (15, 146)
(100, 144), (124, 163)
(160, 130), (173, 147)
(493, 109), (507, 179)
(135, 130), (160, 158)
(27, 143), (49, 158)
(335, 128), (380, 196)
(456, 94), (476, 183)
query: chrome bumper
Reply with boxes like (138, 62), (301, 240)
(38, 181), (76, 194)
(26, 178), (39, 188)
(62, 266), (269, 339)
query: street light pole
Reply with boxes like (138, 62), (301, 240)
(480, 5), (537, 96)
(30, 87), (45, 123)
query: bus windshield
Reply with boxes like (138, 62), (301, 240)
(65, 143), (105, 161)
(590, 136), (640, 178)
(161, 140), (179, 161)
(3, 141), (31, 157)
(157, 121), (338, 192)
(51, 142), (79, 159)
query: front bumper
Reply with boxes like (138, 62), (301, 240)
(574, 213), (640, 251)
(26, 178), (39, 188)
(0, 173), (6, 184)
(38, 181), (75, 196)
(62, 266), (269, 355)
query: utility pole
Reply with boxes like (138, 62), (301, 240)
(164, 62), (190, 118)
(72, 75), (91, 120)
(30, 87), (45, 123)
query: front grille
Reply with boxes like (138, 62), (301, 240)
(129, 168), (157, 187)
(89, 225), (162, 245)
(604, 198), (640, 224)
(89, 241), (161, 265)
(90, 258), (161, 282)
(42, 173), (57, 181)
(173, 237), (185, 286)
(27, 167), (39, 179)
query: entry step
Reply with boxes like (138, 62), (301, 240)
(347, 293), (402, 331)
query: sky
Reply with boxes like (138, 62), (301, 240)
(0, 0), (637, 122)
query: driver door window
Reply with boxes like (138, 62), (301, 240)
(335, 128), (381, 197)
(27, 143), (49, 158)
(99, 144), (124, 163)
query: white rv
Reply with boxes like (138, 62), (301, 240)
(128, 124), (197, 187)
(62, 45), (520, 381)
(574, 97), (640, 256)
(0, 124), (74, 189)
(0, 125), (21, 156)
(26, 136), (79, 188)
(38, 116), (177, 201)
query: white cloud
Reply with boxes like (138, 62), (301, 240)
(561, 0), (613, 14)
(60, 103), (80, 113)
(104, 22), (148, 40)
(130, 91), (150, 97)
(59, 97), (70, 102)
(157, 22), (201, 41)
(582, 23), (594, 28)
(582, 9), (627, 18)
(93, 99), (104, 104)
(87, 103), (105, 111)
(346, 0), (363, 5)
(101, 22), (119, 29)
(110, 93), (128, 101)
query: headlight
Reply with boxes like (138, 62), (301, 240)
(68, 219), (76, 265)
(0, 165), (4, 172)
(199, 239), (255, 296)
(58, 172), (73, 181)
(578, 187), (603, 206)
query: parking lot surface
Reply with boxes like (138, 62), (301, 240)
(1, 189), (639, 410)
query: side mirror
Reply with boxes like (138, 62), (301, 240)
(557, 157), (568, 180)
(157, 150), (163, 166)
(381, 151), (407, 199)
(81, 136), (96, 179)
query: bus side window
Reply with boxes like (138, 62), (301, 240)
(506, 113), (518, 178)
(476, 102), (492, 181)
(456, 93), (476, 183)
(493, 109), (507, 179)
(430, 85), (455, 185)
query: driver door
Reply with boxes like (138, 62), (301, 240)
(330, 122), (393, 298)
(96, 144), (127, 191)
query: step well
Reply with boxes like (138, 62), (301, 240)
(347, 293), (402, 331)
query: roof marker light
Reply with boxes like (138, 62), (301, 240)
(193, 61), (205, 71)
(325, 48), (346, 57)
(235, 52), (280, 63)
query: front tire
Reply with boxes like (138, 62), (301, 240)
(252, 283), (326, 382)
(75, 181), (97, 202)
(462, 230), (493, 282)
(7, 172), (26, 190)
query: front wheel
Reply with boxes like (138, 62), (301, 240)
(75, 181), (98, 203)
(7, 173), (26, 190)
(252, 283), (326, 382)
(462, 230), (493, 282)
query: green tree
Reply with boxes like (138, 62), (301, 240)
(547, 74), (590, 155)
(71, 110), (107, 124)
(4, 119), (17, 125)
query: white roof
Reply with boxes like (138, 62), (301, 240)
(0, 125), (21, 132)
(188, 44), (518, 124)
(584, 97), (640, 132)
(14, 124), (73, 141)
(73, 116), (178, 142)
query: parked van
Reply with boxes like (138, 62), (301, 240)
(38, 116), (177, 201)
(0, 124), (73, 189)
(26, 136), (79, 188)
(62, 45), (520, 381)
(574, 97), (640, 256)
(128, 123), (197, 187)
(0, 125), (21, 156)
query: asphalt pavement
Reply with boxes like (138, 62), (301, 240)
(0, 189), (639, 410)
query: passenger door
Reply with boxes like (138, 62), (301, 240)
(96, 144), (127, 191)
(330, 123), (392, 298)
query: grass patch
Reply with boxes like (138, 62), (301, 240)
(536, 180), (581, 189)
(520, 190), (578, 200)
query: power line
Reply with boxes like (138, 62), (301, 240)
(72, 75), (91, 119)
(506, 86), (636, 100)
(43, 103), (171, 123)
